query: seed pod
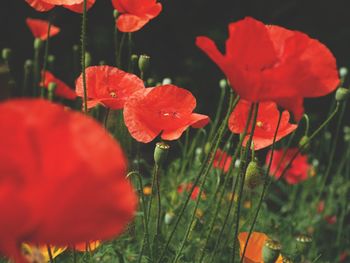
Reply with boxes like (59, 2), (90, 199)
(298, 135), (310, 151)
(262, 239), (282, 263)
(335, 87), (350, 102)
(154, 142), (170, 166)
(2, 48), (12, 61)
(138, 54), (150, 75)
(164, 211), (174, 225)
(245, 160), (262, 189)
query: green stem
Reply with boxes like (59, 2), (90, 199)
(208, 83), (226, 141)
(155, 164), (162, 245)
(33, 41), (41, 97)
(303, 113), (310, 136)
(114, 24), (119, 66)
(232, 103), (259, 263)
(40, 18), (52, 98)
(117, 33), (126, 68)
(240, 111), (283, 263)
(81, 0), (88, 114)
(47, 245), (54, 263)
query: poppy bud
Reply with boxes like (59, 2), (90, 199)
(164, 211), (175, 225)
(162, 78), (172, 85)
(48, 54), (55, 70)
(154, 142), (170, 166)
(204, 142), (211, 155)
(48, 82), (57, 101)
(146, 78), (156, 87)
(2, 48), (12, 61)
(262, 239), (281, 263)
(24, 59), (33, 71)
(34, 38), (43, 50)
(131, 54), (138, 71)
(295, 234), (312, 254)
(113, 9), (119, 19)
(339, 67), (348, 78)
(298, 136), (310, 151)
(219, 79), (228, 89)
(138, 54), (150, 74)
(335, 87), (350, 102)
(85, 52), (92, 67)
(245, 160), (262, 189)
(344, 126), (350, 142)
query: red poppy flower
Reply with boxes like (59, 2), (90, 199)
(267, 148), (310, 184)
(0, 99), (137, 262)
(177, 183), (205, 201)
(25, 0), (95, 13)
(213, 148), (232, 173)
(317, 200), (325, 213)
(26, 18), (60, 41)
(112, 0), (162, 32)
(229, 100), (297, 150)
(339, 251), (348, 262)
(196, 17), (339, 121)
(42, 71), (77, 100)
(123, 85), (210, 143)
(75, 66), (145, 110)
(325, 215), (337, 225)
(238, 232), (283, 263)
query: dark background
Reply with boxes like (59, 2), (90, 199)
(0, 0), (349, 121)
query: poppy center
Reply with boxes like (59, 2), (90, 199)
(110, 91), (117, 98)
(256, 121), (263, 127)
(158, 110), (181, 119)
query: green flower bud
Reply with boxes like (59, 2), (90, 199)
(146, 78), (156, 87)
(335, 87), (350, 102)
(154, 142), (170, 166)
(204, 142), (211, 155)
(164, 211), (175, 225)
(298, 135), (310, 151)
(262, 239), (281, 263)
(113, 9), (119, 19)
(48, 82), (57, 101)
(2, 48), (12, 61)
(245, 160), (262, 189)
(48, 54), (55, 71)
(24, 59), (33, 70)
(34, 38), (43, 50)
(219, 79), (228, 89)
(162, 78), (172, 85)
(85, 52), (92, 67)
(295, 234), (312, 254)
(339, 67), (348, 78)
(138, 54), (150, 74)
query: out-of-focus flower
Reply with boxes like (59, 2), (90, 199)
(0, 99), (137, 262)
(41, 71), (77, 100)
(123, 85), (209, 143)
(25, 0), (96, 13)
(74, 241), (100, 252)
(339, 251), (348, 262)
(238, 232), (283, 263)
(213, 148), (232, 173)
(112, 0), (162, 32)
(196, 17), (339, 121)
(325, 215), (337, 225)
(26, 18), (60, 41)
(267, 148), (310, 184)
(75, 66), (145, 110)
(143, 186), (152, 196)
(22, 244), (66, 263)
(177, 183), (206, 201)
(229, 100), (297, 150)
(317, 201), (325, 213)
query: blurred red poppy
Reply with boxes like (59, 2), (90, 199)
(213, 148), (232, 173)
(229, 100), (297, 150)
(267, 148), (310, 184)
(75, 66), (145, 110)
(26, 18), (60, 40)
(25, 0), (96, 13)
(42, 70), (77, 100)
(0, 99), (137, 262)
(112, 0), (162, 32)
(325, 215), (337, 225)
(177, 183), (205, 201)
(196, 17), (339, 121)
(123, 85), (210, 143)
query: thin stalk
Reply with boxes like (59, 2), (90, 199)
(209, 84), (227, 141)
(240, 112), (283, 263)
(47, 245), (54, 263)
(33, 41), (41, 97)
(303, 114), (310, 136)
(103, 108), (110, 128)
(40, 18), (52, 98)
(158, 93), (239, 263)
(114, 24), (119, 66)
(155, 164), (162, 244)
(232, 103), (259, 263)
(117, 33), (126, 68)
(81, 0), (88, 113)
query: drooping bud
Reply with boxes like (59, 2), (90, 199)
(245, 160), (262, 189)
(335, 87), (350, 102)
(2, 48), (12, 61)
(295, 234), (312, 254)
(164, 211), (175, 225)
(47, 82), (57, 101)
(154, 142), (170, 166)
(262, 239), (282, 263)
(138, 54), (150, 75)
(34, 38), (43, 50)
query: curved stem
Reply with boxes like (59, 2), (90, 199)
(81, 0), (88, 114)
(303, 113), (310, 136)
(240, 111), (283, 263)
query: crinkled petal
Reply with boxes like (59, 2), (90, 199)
(25, 0), (55, 12)
(63, 0), (95, 13)
(26, 18), (60, 40)
(116, 14), (150, 32)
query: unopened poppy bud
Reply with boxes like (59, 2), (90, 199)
(335, 87), (350, 102)
(138, 54), (150, 74)
(245, 160), (262, 189)
(2, 48), (12, 61)
(34, 38), (43, 50)
(154, 142), (170, 166)
(295, 234), (312, 254)
(204, 143), (211, 155)
(130, 53), (138, 66)
(48, 82), (57, 101)
(219, 79), (228, 89)
(298, 136), (310, 151)
(113, 9), (119, 19)
(162, 78), (172, 85)
(85, 52), (92, 67)
(164, 211), (174, 225)
(262, 239), (281, 263)
(146, 78), (156, 87)
(339, 67), (348, 78)
(48, 54), (55, 70)
(24, 59), (33, 70)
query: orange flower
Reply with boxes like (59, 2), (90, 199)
(26, 18), (60, 41)
(238, 232), (283, 263)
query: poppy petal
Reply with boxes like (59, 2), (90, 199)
(25, 0), (55, 12)
(42, 71), (77, 100)
(238, 232), (267, 262)
(196, 36), (227, 71)
(116, 14), (150, 32)
(189, 113), (210, 128)
(26, 18), (60, 41)
(63, 0), (95, 13)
